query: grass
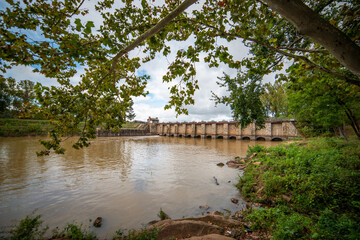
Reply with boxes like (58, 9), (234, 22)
(237, 137), (360, 239)
(0, 119), (52, 137)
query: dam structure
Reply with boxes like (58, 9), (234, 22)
(149, 119), (298, 141)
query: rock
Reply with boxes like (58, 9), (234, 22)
(226, 161), (245, 169)
(182, 214), (243, 228)
(93, 217), (102, 228)
(231, 198), (239, 204)
(208, 211), (222, 216)
(213, 176), (219, 185)
(148, 219), (223, 240)
(222, 208), (231, 213)
(199, 205), (210, 210)
(232, 211), (243, 219)
(226, 229), (244, 239)
(184, 234), (235, 240)
(281, 194), (291, 202)
(216, 162), (225, 167)
(250, 153), (258, 158)
(148, 220), (159, 225)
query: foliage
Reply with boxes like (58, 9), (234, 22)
(125, 100), (136, 122)
(157, 208), (169, 221)
(1, 0), (360, 153)
(0, 78), (11, 113)
(0, 77), (41, 119)
(286, 66), (360, 139)
(247, 144), (266, 155)
(238, 138), (360, 239)
(112, 227), (159, 240)
(213, 73), (267, 128)
(51, 222), (96, 240)
(4, 215), (48, 240)
(260, 81), (289, 118)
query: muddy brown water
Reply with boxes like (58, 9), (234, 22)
(0, 136), (280, 238)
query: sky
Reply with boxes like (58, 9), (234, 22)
(2, 0), (278, 123)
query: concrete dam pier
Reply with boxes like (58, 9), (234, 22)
(150, 120), (298, 141)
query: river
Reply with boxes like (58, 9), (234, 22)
(0, 136), (280, 238)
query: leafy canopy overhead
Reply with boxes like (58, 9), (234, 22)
(1, 0), (359, 153)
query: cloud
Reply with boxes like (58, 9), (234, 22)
(3, 65), (58, 87)
(131, 38), (249, 122)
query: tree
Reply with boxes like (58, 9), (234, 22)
(213, 73), (267, 128)
(0, 77), (37, 118)
(260, 81), (289, 118)
(125, 100), (136, 122)
(0, 76), (12, 114)
(1, 0), (359, 154)
(287, 65), (360, 139)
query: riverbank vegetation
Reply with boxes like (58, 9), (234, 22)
(238, 137), (360, 239)
(2, 214), (159, 240)
(0, 119), (52, 137)
(0, 119), (143, 137)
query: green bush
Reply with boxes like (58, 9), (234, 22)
(238, 138), (360, 239)
(52, 222), (96, 240)
(247, 145), (266, 155)
(6, 215), (48, 240)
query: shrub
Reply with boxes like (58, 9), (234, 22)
(247, 145), (266, 155)
(238, 138), (360, 239)
(52, 222), (96, 240)
(6, 215), (48, 240)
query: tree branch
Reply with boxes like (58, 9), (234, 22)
(187, 19), (360, 87)
(262, 0), (360, 80)
(276, 46), (327, 54)
(96, 0), (197, 87)
(110, 0), (197, 73)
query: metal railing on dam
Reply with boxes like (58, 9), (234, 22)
(149, 120), (299, 141)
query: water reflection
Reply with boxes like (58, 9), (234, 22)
(0, 136), (280, 238)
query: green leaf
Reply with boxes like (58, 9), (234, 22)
(74, 18), (82, 31)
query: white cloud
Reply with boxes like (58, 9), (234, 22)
(3, 65), (58, 87)
(130, 36), (252, 122)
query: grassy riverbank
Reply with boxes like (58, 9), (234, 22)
(0, 119), (143, 137)
(238, 137), (360, 239)
(0, 119), (52, 137)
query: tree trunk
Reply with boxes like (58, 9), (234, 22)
(338, 122), (347, 140)
(262, 0), (360, 82)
